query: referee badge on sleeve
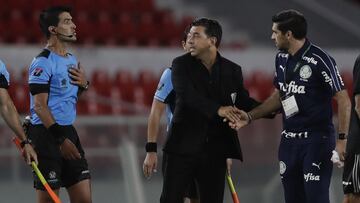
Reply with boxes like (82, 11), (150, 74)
(32, 67), (44, 77)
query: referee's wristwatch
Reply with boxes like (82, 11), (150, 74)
(81, 81), (90, 91)
(20, 138), (32, 148)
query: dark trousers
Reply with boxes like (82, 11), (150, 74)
(160, 152), (226, 203)
(279, 134), (335, 203)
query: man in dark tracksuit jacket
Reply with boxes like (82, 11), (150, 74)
(159, 18), (259, 203)
(234, 10), (350, 203)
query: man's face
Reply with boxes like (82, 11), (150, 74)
(271, 23), (289, 51)
(187, 26), (213, 57)
(55, 12), (77, 42)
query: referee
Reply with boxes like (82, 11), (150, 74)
(27, 6), (91, 203)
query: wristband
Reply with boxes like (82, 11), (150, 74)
(145, 142), (157, 152)
(20, 138), (32, 148)
(48, 123), (66, 145)
(338, 133), (346, 140)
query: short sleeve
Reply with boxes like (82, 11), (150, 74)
(29, 57), (52, 85)
(0, 60), (10, 88)
(313, 53), (345, 95)
(154, 68), (173, 103)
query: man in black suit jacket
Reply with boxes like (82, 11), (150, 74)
(158, 18), (259, 203)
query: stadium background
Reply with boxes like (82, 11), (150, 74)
(0, 0), (359, 202)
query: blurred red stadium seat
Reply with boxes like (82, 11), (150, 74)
(109, 87), (135, 115)
(7, 0), (28, 13)
(245, 70), (274, 101)
(133, 85), (148, 112)
(137, 69), (158, 105)
(179, 16), (194, 35)
(6, 10), (28, 43)
(73, 0), (94, 15)
(75, 11), (96, 44)
(114, 70), (135, 102)
(31, 0), (49, 11)
(114, 13), (138, 45)
(91, 69), (112, 96)
(10, 81), (29, 114)
(114, 0), (136, 13)
(137, 13), (159, 46)
(94, 12), (116, 45)
(28, 10), (45, 44)
(157, 10), (180, 46)
(1, 0), (195, 46)
(81, 88), (111, 115)
(135, 0), (155, 13)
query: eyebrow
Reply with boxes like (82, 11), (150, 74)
(191, 32), (200, 35)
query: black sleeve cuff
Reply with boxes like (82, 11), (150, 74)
(0, 75), (9, 89)
(29, 84), (50, 95)
(145, 142), (157, 152)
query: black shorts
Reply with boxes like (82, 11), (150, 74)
(343, 153), (360, 194)
(162, 153), (198, 199)
(28, 124), (91, 190)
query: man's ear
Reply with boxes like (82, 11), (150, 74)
(49, 26), (56, 34)
(210, 36), (217, 46)
(286, 30), (292, 39)
(181, 40), (186, 50)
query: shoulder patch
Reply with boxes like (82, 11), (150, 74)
(36, 49), (51, 59)
(32, 67), (44, 77)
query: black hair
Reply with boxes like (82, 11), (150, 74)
(191, 17), (222, 48)
(182, 24), (191, 42)
(39, 6), (72, 38)
(272, 9), (307, 39)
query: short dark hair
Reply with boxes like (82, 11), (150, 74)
(191, 18), (222, 48)
(39, 6), (72, 38)
(272, 9), (307, 40)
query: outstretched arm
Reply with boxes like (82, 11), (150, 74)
(230, 89), (282, 129)
(248, 89), (282, 120)
(0, 88), (38, 165)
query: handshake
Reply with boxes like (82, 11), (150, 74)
(217, 106), (252, 130)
